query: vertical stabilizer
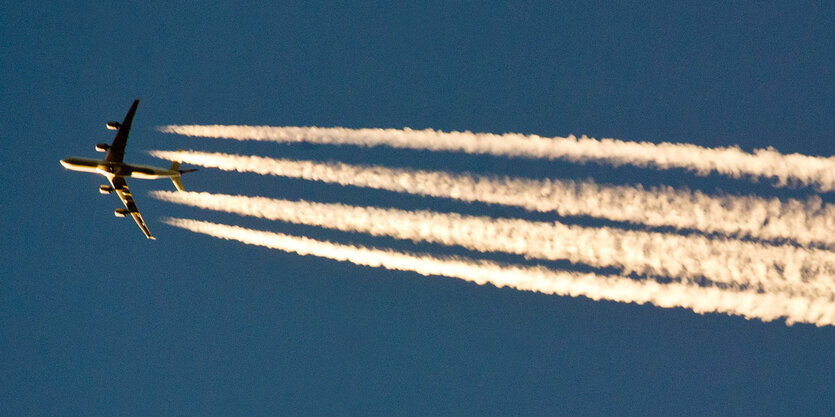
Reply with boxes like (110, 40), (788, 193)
(170, 151), (193, 191)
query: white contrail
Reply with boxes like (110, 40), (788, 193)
(149, 150), (835, 248)
(158, 125), (835, 192)
(161, 217), (835, 326)
(151, 190), (835, 297)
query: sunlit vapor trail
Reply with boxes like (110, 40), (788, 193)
(161, 217), (835, 326)
(159, 125), (835, 192)
(149, 150), (835, 248)
(151, 190), (835, 297)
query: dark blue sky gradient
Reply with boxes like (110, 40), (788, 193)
(2, 2), (834, 415)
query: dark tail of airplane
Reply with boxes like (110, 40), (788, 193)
(169, 150), (197, 191)
(168, 151), (198, 173)
(169, 165), (197, 192)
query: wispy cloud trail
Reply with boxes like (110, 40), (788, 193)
(152, 190), (835, 297)
(149, 150), (835, 248)
(159, 125), (835, 191)
(162, 217), (835, 326)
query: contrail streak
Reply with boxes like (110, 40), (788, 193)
(158, 125), (835, 192)
(151, 190), (835, 297)
(149, 150), (835, 248)
(161, 217), (835, 326)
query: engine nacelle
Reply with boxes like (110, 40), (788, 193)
(99, 185), (114, 194)
(106, 121), (121, 130)
(114, 208), (129, 218)
(95, 143), (110, 152)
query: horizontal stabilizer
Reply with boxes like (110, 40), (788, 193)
(171, 176), (186, 192)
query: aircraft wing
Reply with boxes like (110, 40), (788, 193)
(110, 176), (155, 240)
(105, 99), (140, 163)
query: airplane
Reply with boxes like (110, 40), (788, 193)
(60, 99), (196, 240)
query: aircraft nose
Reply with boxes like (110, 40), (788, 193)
(59, 158), (76, 169)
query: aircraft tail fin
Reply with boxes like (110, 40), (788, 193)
(169, 149), (188, 171)
(169, 150), (197, 191)
(171, 169), (196, 191)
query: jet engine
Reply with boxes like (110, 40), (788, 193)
(114, 208), (129, 218)
(95, 143), (110, 152)
(106, 121), (121, 130)
(99, 185), (114, 194)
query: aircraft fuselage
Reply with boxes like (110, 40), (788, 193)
(61, 99), (195, 240)
(60, 157), (179, 179)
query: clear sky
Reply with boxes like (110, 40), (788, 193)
(2, 2), (834, 415)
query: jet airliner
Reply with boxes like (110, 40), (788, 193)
(60, 99), (196, 239)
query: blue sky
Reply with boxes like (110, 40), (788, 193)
(2, 2), (834, 415)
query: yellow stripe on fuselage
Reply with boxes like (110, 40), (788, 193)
(61, 157), (177, 179)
